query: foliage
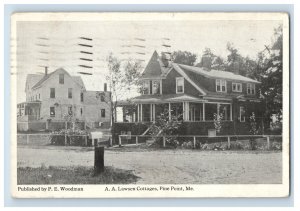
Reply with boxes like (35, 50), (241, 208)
(248, 112), (259, 150)
(213, 113), (223, 133)
(171, 50), (197, 66)
(148, 109), (183, 147)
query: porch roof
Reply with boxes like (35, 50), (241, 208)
(132, 94), (207, 104)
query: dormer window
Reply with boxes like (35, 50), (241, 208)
(142, 80), (150, 95)
(176, 77), (184, 94)
(232, 82), (242, 92)
(152, 80), (161, 95)
(247, 83), (255, 95)
(59, 74), (64, 84)
(216, 79), (226, 92)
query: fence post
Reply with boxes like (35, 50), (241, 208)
(227, 136), (231, 149)
(85, 135), (88, 146)
(118, 135), (121, 147)
(193, 136), (196, 149)
(267, 136), (270, 150)
(136, 136), (138, 145)
(163, 137), (166, 148)
(94, 146), (104, 175)
(64, 133), (67, 146)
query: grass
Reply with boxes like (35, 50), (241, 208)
(17, 166), (140, 185)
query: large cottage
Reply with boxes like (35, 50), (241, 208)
(17, 67), (111, 131)
(116, 51), (264, 135)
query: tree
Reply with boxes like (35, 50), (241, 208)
(171, 50), (197, 66)
(101, 53), (142, 144)
(260, 25), (283, 127)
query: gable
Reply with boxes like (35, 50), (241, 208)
(25, 74), (43, 92)
(32, 68), (85, 90)
(140, 51), (163, 79)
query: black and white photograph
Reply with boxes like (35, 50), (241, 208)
(10, 12), (289, 198)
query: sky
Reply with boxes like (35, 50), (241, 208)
(13, 19), (282, 103)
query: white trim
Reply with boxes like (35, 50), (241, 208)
(239, 106), (246, 122)
(216, 79), (227, 93)
(247, 83), (256, 95)
(176, 77), (184, 94)
(232, 82), (242, 92)
(172, 63), (207, 96)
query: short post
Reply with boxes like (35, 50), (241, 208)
(94, 146), (105, 175)
(85, 135), (88, 146)
(26, 134), (29, 145)
(266, 136), (270, 150)
(227, 136), (231, 149)
(136, 136), (138, 145)
(109, 137), (112, 147)
(163, 137), (166, 148)
(118, 135), (122, 147)
(193, 136), (196, 149)
(64, 133), (67, 146)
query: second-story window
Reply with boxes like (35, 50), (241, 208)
(142, 80), (150, 95)
(176, 77), (184, 94)
(68, 88), (73, 99)
(232, 82), (242, 92)
(101, 109), (106, 118)
(247, 83), (256, 95)
(50, 88), (55, 98)
(152, 80), (161, 94)
(59, 74), (64, 84)
(216, 79), (227, 92)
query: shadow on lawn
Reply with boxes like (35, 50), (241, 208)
(17, 166), (140, 185)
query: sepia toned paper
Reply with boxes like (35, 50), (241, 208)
(11, 12), (289, 198)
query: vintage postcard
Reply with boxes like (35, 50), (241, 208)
(10, 12), (289, 198)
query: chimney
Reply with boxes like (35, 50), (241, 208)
(45, 66), (48, 75)
(104, 83), (107, 92)
(161, 52), (171, 67)
(201, 55), (212, 71)
(233, 61), (240, 75)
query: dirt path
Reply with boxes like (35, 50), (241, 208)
(17, 146), (282, 184)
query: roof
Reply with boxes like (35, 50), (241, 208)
(30, 68), (86, 90)
(140, 51), (171, 79)
(177, 63), (261, 84)
(132, 94), (207, 104)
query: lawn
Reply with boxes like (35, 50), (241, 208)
(18, 166), (139, 184)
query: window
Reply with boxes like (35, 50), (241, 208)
(68, 88), (72, 99)
(239, 106), (245, 122)
(80, 108), (83, 116)
(101, 109), (105, 118)
(59, 74), (64, 84)
(50, 107), (55, 117)
(216, 79), (227, 92)
(232, 83), (242, 92)
(100, 94), (105, 102)
(68, 106), (73, 115)
(152, 80), (161, 94)
(80, 92), (84, 102)
(247, 83), (255, 95)
(142, 80), (150, 95)
(50, 88), (55, 98)
(176, 77), (184, 93)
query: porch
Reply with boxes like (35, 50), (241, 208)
(116, 101), (233, 123)
(17, 101), (41, 122)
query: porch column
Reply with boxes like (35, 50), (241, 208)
(230, 103), (233, 121)
(217, 103), (220, 116)
(153, 104), (156, 122)
(141, 104), (143, 122)
(168, 103), (171, 121)
(137, 104), (140, 122)
(203, 103), (205, 121)
(150, 104), (153, 122)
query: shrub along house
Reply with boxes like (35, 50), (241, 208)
(17, 67), (111, 132)
(116, 51), (264, 136)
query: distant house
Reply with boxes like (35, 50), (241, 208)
(116, 51), (264, 135)
(17, 67), (111, 131)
